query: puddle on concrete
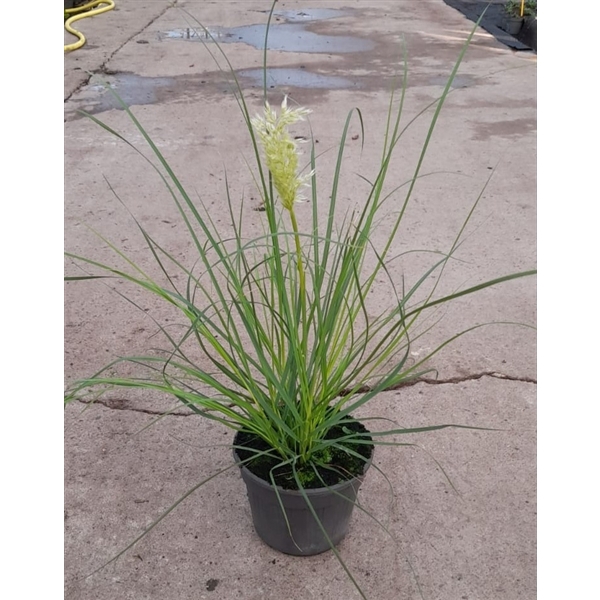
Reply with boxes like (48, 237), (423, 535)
(70, 73), (182, 114)
(159, 27), (223, 41)
(268, 8), (349, 22)
(158, 23), (374, 54)
(238, 68), (357, 90)
(67, 69), (478, 118)
(66, 67), (480, 118)
(66, 67), (359, 118)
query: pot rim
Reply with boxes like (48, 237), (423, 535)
(232, 440), (374, 497)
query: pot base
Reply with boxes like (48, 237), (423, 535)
(239, 461), (367, 555)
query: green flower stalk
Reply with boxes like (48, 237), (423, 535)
(252, 97), (314, 440)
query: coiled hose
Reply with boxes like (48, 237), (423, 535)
(64, 0), (116, 53)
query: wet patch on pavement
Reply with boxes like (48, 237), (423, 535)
(470, 117), (537, 141)
(161, 6), (356, 49)
(262, 8), (350, 22)
(65, 5), (506, 119)
(65, 68), (362, 119)
(427, 74), (476, 88)
(65, 71), (238, 118)
(158, 23), (374, 54)
(238, 67), (357, 90)
(65, 66), (491, 119)
(70, 73), (175, 115)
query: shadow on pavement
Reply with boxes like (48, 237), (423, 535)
(443, 0), (536, 51)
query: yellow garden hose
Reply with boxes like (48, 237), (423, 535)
(64, 0), (115, 53)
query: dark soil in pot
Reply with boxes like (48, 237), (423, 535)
(234, 417), (373, 489)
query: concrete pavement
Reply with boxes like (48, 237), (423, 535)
(64, 1), (536, 598)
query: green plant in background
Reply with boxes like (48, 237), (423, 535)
(505, 0), (537, 18)
(64, 2), (535, 597)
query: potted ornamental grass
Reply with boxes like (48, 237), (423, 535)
(64, 4), (535, 597)
(501, 0), (537, 35)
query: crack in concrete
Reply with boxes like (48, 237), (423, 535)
(340, 370), (536, 396)
(64, 1), (178, 103)
(76, 397), (193, 417)
(75, 371), (536, 417)
(397, 371), (537, 387)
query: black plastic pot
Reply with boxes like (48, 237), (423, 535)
(500, 16), (524, 35)
(233, 435), (372, 556)
(519, 17), (537, 52)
